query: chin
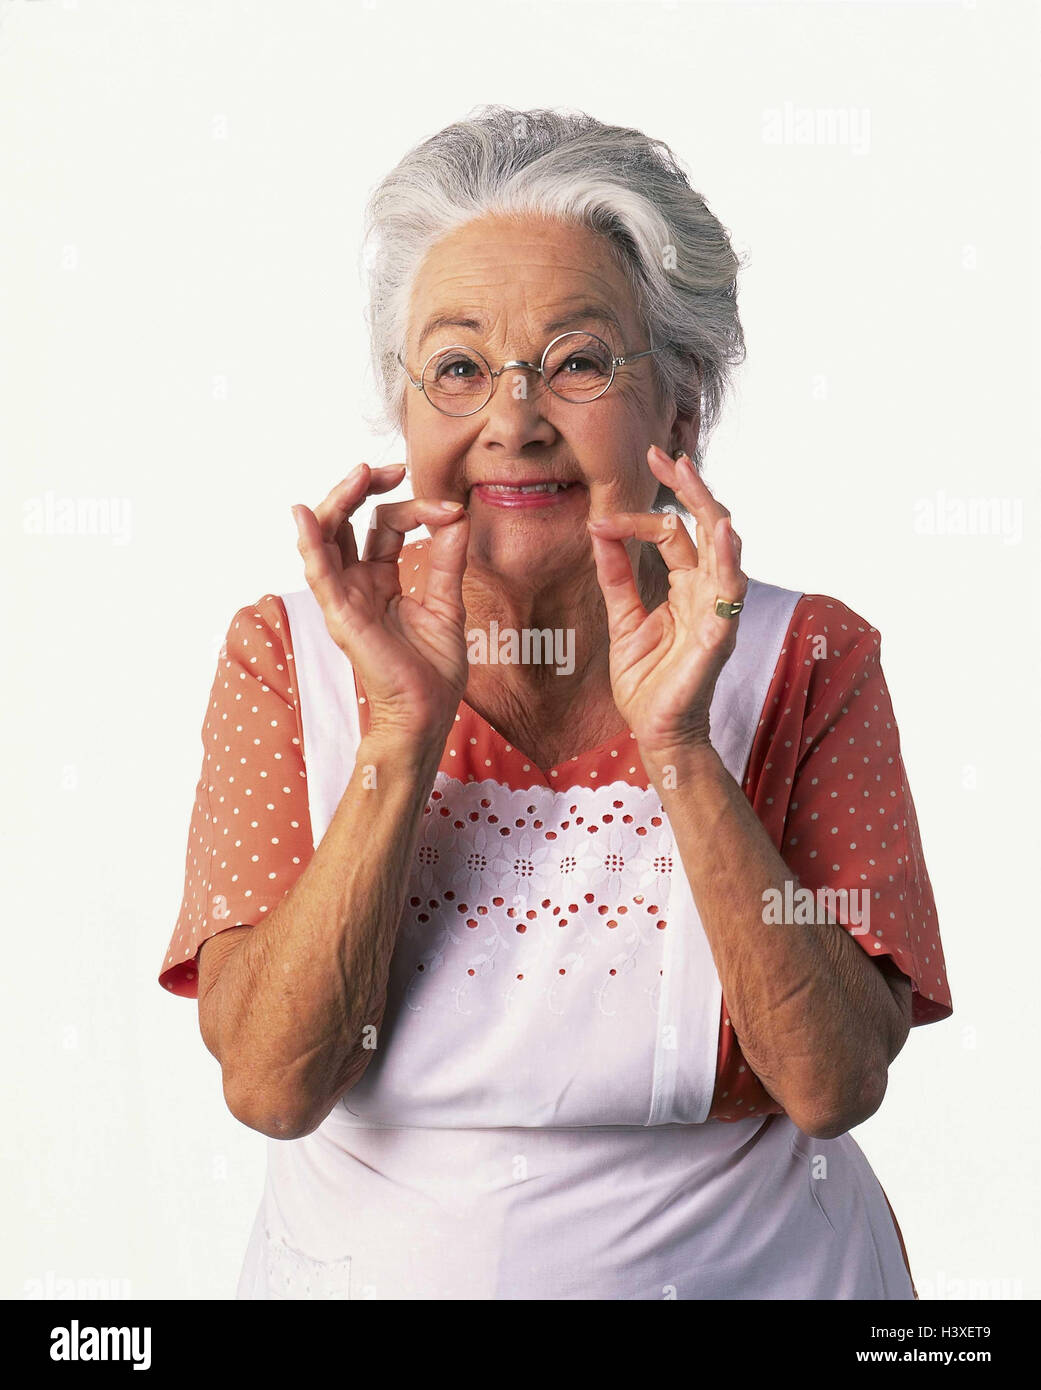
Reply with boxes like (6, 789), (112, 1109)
(470, 528), (587, 584)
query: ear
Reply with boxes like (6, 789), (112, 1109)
(666, 361), (702, 462)
(669, 404), (701, 464)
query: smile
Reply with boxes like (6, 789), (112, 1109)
(483, 482), (567, 494)
(471, 481), (583, 509)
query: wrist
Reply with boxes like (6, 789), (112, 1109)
(638, 737), (724, 791)
(358, 727), (446, 778)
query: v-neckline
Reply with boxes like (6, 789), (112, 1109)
(390, 537), (653, 790)
(348, 662), (643, 789)
(446, 694), (647, 793)
(460, 691), (632, 772)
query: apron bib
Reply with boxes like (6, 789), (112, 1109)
(279, 576), (801, 1128)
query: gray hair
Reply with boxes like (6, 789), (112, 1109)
(361, 104), (746, 513)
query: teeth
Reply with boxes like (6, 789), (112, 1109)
(483, 482), (566, 494)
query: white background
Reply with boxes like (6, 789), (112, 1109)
(2, 0), (1037, 1300)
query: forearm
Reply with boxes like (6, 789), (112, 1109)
(642, 740), (908, 1138)
(214, 731), (442, 1138)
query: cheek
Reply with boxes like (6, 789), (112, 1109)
(402, 421), (468, 496)
(579, 427), (656, 506)
(573, 411), (642, 482)
(579, 394), (662, 485)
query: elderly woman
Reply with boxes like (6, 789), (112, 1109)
(160, 106), (952, 1300)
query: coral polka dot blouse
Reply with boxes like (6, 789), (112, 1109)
(159, 543), (952, 1300)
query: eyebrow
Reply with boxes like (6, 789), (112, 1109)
(416, 303), (625, 354)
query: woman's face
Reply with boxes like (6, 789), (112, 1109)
(401, 214), (691, 590)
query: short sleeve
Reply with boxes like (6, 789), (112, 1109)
(709, 592), (953, 1122)
(158, 594), (314, 999)
(770, 594), (952, 1022)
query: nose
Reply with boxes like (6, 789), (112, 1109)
(477, 364), (557, 452)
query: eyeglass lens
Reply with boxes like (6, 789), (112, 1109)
(420, 331), (614, 414)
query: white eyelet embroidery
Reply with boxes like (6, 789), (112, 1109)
(341, 775), (695, 1128)
(404, 774), (675, 1006)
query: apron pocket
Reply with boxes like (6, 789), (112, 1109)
(263, 1223), (352, 1300)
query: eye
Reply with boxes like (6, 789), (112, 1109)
(433, 354), (480, 381)
(558, 351), (610, 376)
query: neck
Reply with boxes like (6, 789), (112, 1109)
(461, 544), (669, 744)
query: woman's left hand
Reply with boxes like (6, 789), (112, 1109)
(587, 444), (748, 765)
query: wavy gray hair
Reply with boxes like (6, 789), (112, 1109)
(361, 104), (746, 514)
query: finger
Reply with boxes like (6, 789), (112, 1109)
(313, 463), (406, 536)
(648, 446), (731, 568)
(646, 445), (730, 518)
(361, 497), (466, 564)
(421, 509), (470, 627)
(586, 510), (698, 571)
(587, 529), (647, 642)
(314, 463), (407, 567)
(713, 517), (748, 609)
(293, 502), (359, 634)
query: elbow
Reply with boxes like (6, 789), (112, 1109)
(250, 1111), (314, 1143)
(219, 1045), (376, 1139)
(790, 1065), (889, 1141)
(222, 1071), (316, 1142)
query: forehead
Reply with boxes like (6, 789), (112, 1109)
(407, 215), (639, 347)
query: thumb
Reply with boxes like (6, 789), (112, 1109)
(421, 513), (469, 626)
(589, 531), (646, 642)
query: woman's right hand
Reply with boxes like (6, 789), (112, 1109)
(292, 462), (470, 750)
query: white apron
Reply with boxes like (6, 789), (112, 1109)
(234, 577), (915, 1300)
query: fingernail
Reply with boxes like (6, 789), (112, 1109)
(437, 500), (464, 511)
(291, 505), (301, 530)
(649, 444), (672, 466)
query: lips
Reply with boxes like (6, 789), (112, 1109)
(471, 480), (583, 509)
(480, 482), (570, 494)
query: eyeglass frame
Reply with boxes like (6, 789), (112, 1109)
(395, 330), (658, 417)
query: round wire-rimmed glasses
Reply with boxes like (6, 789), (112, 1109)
(395, 330), (657, 417)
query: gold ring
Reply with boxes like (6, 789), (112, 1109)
(714, 597), (744, 619)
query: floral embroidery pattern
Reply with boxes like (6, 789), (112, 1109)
(398, 775), (675, 1018)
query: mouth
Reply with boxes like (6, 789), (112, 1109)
(471, 480), (585, 509)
